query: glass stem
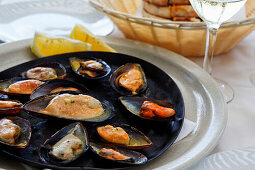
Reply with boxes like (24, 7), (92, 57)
(203, 23), (220, 75)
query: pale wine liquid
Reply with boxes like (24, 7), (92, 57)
(189, 0), (246, 24)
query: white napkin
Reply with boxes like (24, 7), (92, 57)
(175, 118), (196, 143)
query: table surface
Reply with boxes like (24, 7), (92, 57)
(0, 25), (254, 169)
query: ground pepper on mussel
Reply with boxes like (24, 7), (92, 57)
(24, 92), (114, 122)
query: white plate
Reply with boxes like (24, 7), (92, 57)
(0, 0), (114, 42)
(189, 146), (255, 170)
(0, 37), (227, 169)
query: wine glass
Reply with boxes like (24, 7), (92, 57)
(189, 0), (247, 103)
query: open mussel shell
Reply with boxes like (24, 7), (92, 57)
(39, 122), (89, 165)
(0, 77), (41, 97)
(24, 91), (114, 122)
(110, 63), (147, 96)
(69, 57), (111, 80)
(0, 116), (31, 148)
(0, 99), (23, 115)
(90, 142), (147, 165)
(119, 96), (175, 121)
(20, 62), (67, 81)
(30, 79), (89, 100)
(97, 124), (152, 149)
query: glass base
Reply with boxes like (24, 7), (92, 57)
(250, 71), (255, 86)
(215, 79), (234, 103)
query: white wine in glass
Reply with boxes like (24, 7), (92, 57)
(189, 0), (246, 103)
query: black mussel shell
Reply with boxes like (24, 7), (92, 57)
(90, 142), (147, 165)
(24, 91), (114, 122)
(0, 99), (23, 115)
(30, 79), (89, 100)
(69, 57), (111, 79)
(39, 122), (89, 165)
(0, 77), (43, 97)
(109, 63), (147, 96)
(0, 116), (31, 148)
(96, 124), (152, 149)
(20, 62), (67, 81)
(119, 96), (175, 121)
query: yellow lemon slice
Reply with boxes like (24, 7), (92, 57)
(31, 32), (92, 58)
(70, 24), (116, 52)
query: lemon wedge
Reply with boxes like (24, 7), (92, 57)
(70, 24), (116, 52)
(31, 32), (91, 58)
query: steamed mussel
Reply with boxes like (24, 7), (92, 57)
(24, 92), (114, 122)
(90, 143), (147, 165)
(69, 57), (111, 79)
(0, 77), (43, 96)
(30, 79), (89, 100)
(110, 63), (147, 96)
(20, 62), (67, 81)
(96, 124), (152, 149)
(0, 99), (23, 115)
(0, 116), (31, 148)
(39, 122), (89, 165)
(119, 96), (175, 121)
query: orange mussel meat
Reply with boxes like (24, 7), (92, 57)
(99, 148), (131, 161)
(118, 69), (144, 94)
(140, 101), (175, 118)
(0, 101), (20, 109)
(8, 80), (43, 94)
(50, 87), (80, 94)
(97, 125), (130, 145)
(26, 67), (57, 81)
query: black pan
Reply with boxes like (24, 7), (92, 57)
(0, 52), (184, 169)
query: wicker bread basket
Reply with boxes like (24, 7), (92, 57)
(90, 0), (255, 57)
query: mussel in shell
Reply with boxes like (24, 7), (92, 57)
(0, 116), (31, 148)
(20, 62), (67, 81)
(110, 63), (147, 96)
(96, 124), (152, 149)
(119, 96), (175, 121)
(69, 57), (111, 79)
(0, 77), (43, 96)
(39, 122), (89, 165)
(90, 143), (147, 165)
(0, 99), (23, 115)
(30, 79), (89, 100)
(24, 92), (114, 122)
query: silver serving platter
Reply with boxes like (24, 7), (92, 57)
(0, 36), (227, 169)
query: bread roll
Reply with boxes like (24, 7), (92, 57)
(143, 0), (190, 6)
(144, 0), (168, 6)
(171, 5), (198, 17)
(170, 0), (190, 5)
(143, 1), (171, 18)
